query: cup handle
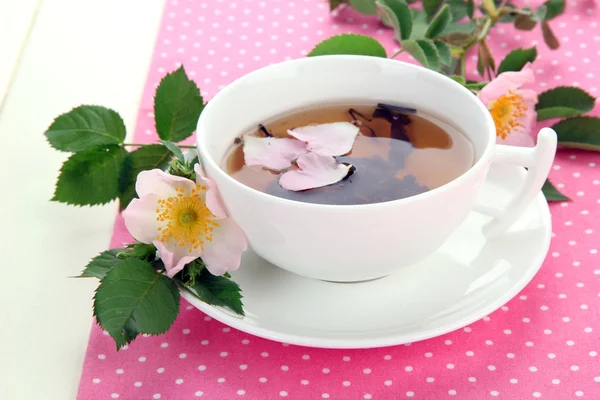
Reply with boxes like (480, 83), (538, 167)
(474, 128), (557, 239)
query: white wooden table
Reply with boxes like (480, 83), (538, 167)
(0, 0), (164, 398)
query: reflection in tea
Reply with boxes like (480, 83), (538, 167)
(223, 104), (474, 205)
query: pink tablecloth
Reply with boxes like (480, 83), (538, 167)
(78, 1), (600, 399)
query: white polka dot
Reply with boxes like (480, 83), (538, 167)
(567, 340), (575, 346)
(93, 378), (101, 384)
(529, 366), (538, 372)
(424, 352), (433, 357)
(523, 318), (531, 323)
(548, 353), (556, 359)
(504, 329), (512, 335)
(468, 377), (476, 382)
(134, 382), (142, 387)
(281, 365), (289, 371)
(98, 354), (106, 360)
(302, 355), (310, 360)
(563, 317), (571, 322)
(571, 364), (580, 371)
(594, 377), (600, 382)
(157, 367), (165, 374)
(261, 352), (269, 357)
(544, 329), (553, 334)
(279, 392), (288, 397)
(138, 357), (146, 362)
(447, 363), (455, 369)
(552, 379), (560, 384)
(510, 379), (518, 384)
(153, 395), (161, 399)
(589, 351), (597, 357)
(322, 368), (330, 374)
(526, 341), (534, 347)
(343, 381), (351, 387)
(198, 365), (206, 371)
(363, 368), (371, 374)
(239, 364), (248, 370)
(116, 369), (124, 374)
(259, 377), (267, 383)
(237, 390), (245, 396)
(488, 365), (496, 371)
(242, 340), (250, 344)
(466, 351), (474, 356)
(507, 353), (515, 359)
(217, 378), (225, 383)
(533, 392), (541, 398)
(491, 391), (499, 396)
(449, 390), (457, 395)
(175, 379), (183, 385)
(201, 340), (209, 345)
(383, 355), (392, 360)
(406, 392), (414, 397)
(541, 305), (549, 311)
(301, 380), (308, 385)
(364, 395), (372, 400)
(179, 353), (187, 359)
(322, 394), (329, 399)
(445, 340), (453, 345)
(464, 327), (472, 332)
(427, 377), (435, 382)
(576, 391), (584, 397)
(384, 380), (393, 386)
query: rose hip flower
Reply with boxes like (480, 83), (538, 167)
(279, 152), (353, 191)
(123, 165), (247, 277)
(477, 64), (539, 146)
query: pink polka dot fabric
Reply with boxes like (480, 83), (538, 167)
(78, 0), (600, 399)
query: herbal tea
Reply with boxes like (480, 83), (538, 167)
(223, 104), (474, 205)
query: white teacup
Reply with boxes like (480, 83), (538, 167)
(196, 55), (557, 282)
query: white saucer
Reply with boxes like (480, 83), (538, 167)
(181, 164), (552, 348)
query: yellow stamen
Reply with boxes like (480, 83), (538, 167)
(155, 184), (220, 253)
(488, 90), (528, 140)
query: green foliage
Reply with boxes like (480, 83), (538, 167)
(180, 267), (244, 316)
(160, 140), (185, 163)
(118, 243), (157, 262)
(552, 117), (600, 151)
(350, 0), (377, 14)
(434, 40), (452, 65)
(53, 145), (129, 206)
(329, 0), (349, 11)
(543, 0), (565, 20)
(425, 4), (452, 38)
(542, 179), (570, 202)
(80, 249), (123, 280)
(307, 34), (387, 57)
(118, 144), (173, 211)
(422, 0), (444, 18)
(94, 259), (180, 350)
(497, 46), (537, 74)
(45, 106), (126, 153)
(154, 66), (205, 142)
(536, 87), (596, 121)
(377, 0), (413, 41)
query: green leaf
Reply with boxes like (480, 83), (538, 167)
(552, 116), (600, 151)
(118, 144), (173, 211)
(542, 21), (560, 49)
(183, 268), (244, 315)
(425, 4), (452, 38)
(376, 0), (413, 41)
(417, 39), (441, 71)
(465, 81), (489, 90)
(433, 40), (452, 65)
(543, 0), (565, 20)
(447, 0), (468, 22)
(497, 46), (537, 74)
(450, 75), (466, 85)
(401, 39), (429, 67)
(542, 179), (570, 201)
(349, 0), (377, 14)
(45, 106), (126, 152)
(466, 0), (474, 18)
(307, 34), (387, 57)
(329, 0), (349, 10)
(536, 87), (596, 121)
(409, 9), (429, 39)
(423, 0), (444, 18)
(53, 145), (129, 206)
(533, 5), (547, 21)
(160, 140), (185, 163)
(80, 249), (123, 280)
(440, 20), (476, 36)
(118, 243), (158, 262)
(514, 14), (537, 31)
(94, 259), (180, 350)
(154, 66), (205, 142)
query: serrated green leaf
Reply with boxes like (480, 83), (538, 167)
(542, 179), (570, 201)
(542, 21), (560, 49)
(45, 106), (126, 152)
(423, 0), (444, 18)
(552, 116), (600, 151)
(401, 39), (429, 67)
(349, 0), (377, 14)
(466, 0), (474, 18)
(440, 20), (476, 36)
(154, 66), (205, 142)
(447, 0), (468, 22)
(182, 268), (244, 315)
(160, 140), (185, 163)
(307, 34), (387, 57)
(433, 40), (452, 65)
(118, 144), (173, 211)
(417, 39), (441, 71)
(409, 9), (429, 39)
(376, 0), (413, 41)
(543, 0), (565, 20)
(118, 243), (158, 262)
(94, 259), (180, 350)
(497, 47), (537, 74)
(79, 249), (123, 280)
(536, 87), (596, 121)
(53, 145), (129, 206)
(426, 4), (452, 38)
(330, 0), (349, 11)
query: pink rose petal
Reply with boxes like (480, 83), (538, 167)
(194, 164), (227, 219)
(122, 193), (163, 244)
(243, 135), (308, 170)
(201, 219), (248, 276)
(154, 240), (201, 278)
(279, 152), (352, 191)
(288, 122), (360, 156)
(135, 169), (195, 198)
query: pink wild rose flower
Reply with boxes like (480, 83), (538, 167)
(477, 64), (539, 147)
(122, 165), (247, 278)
